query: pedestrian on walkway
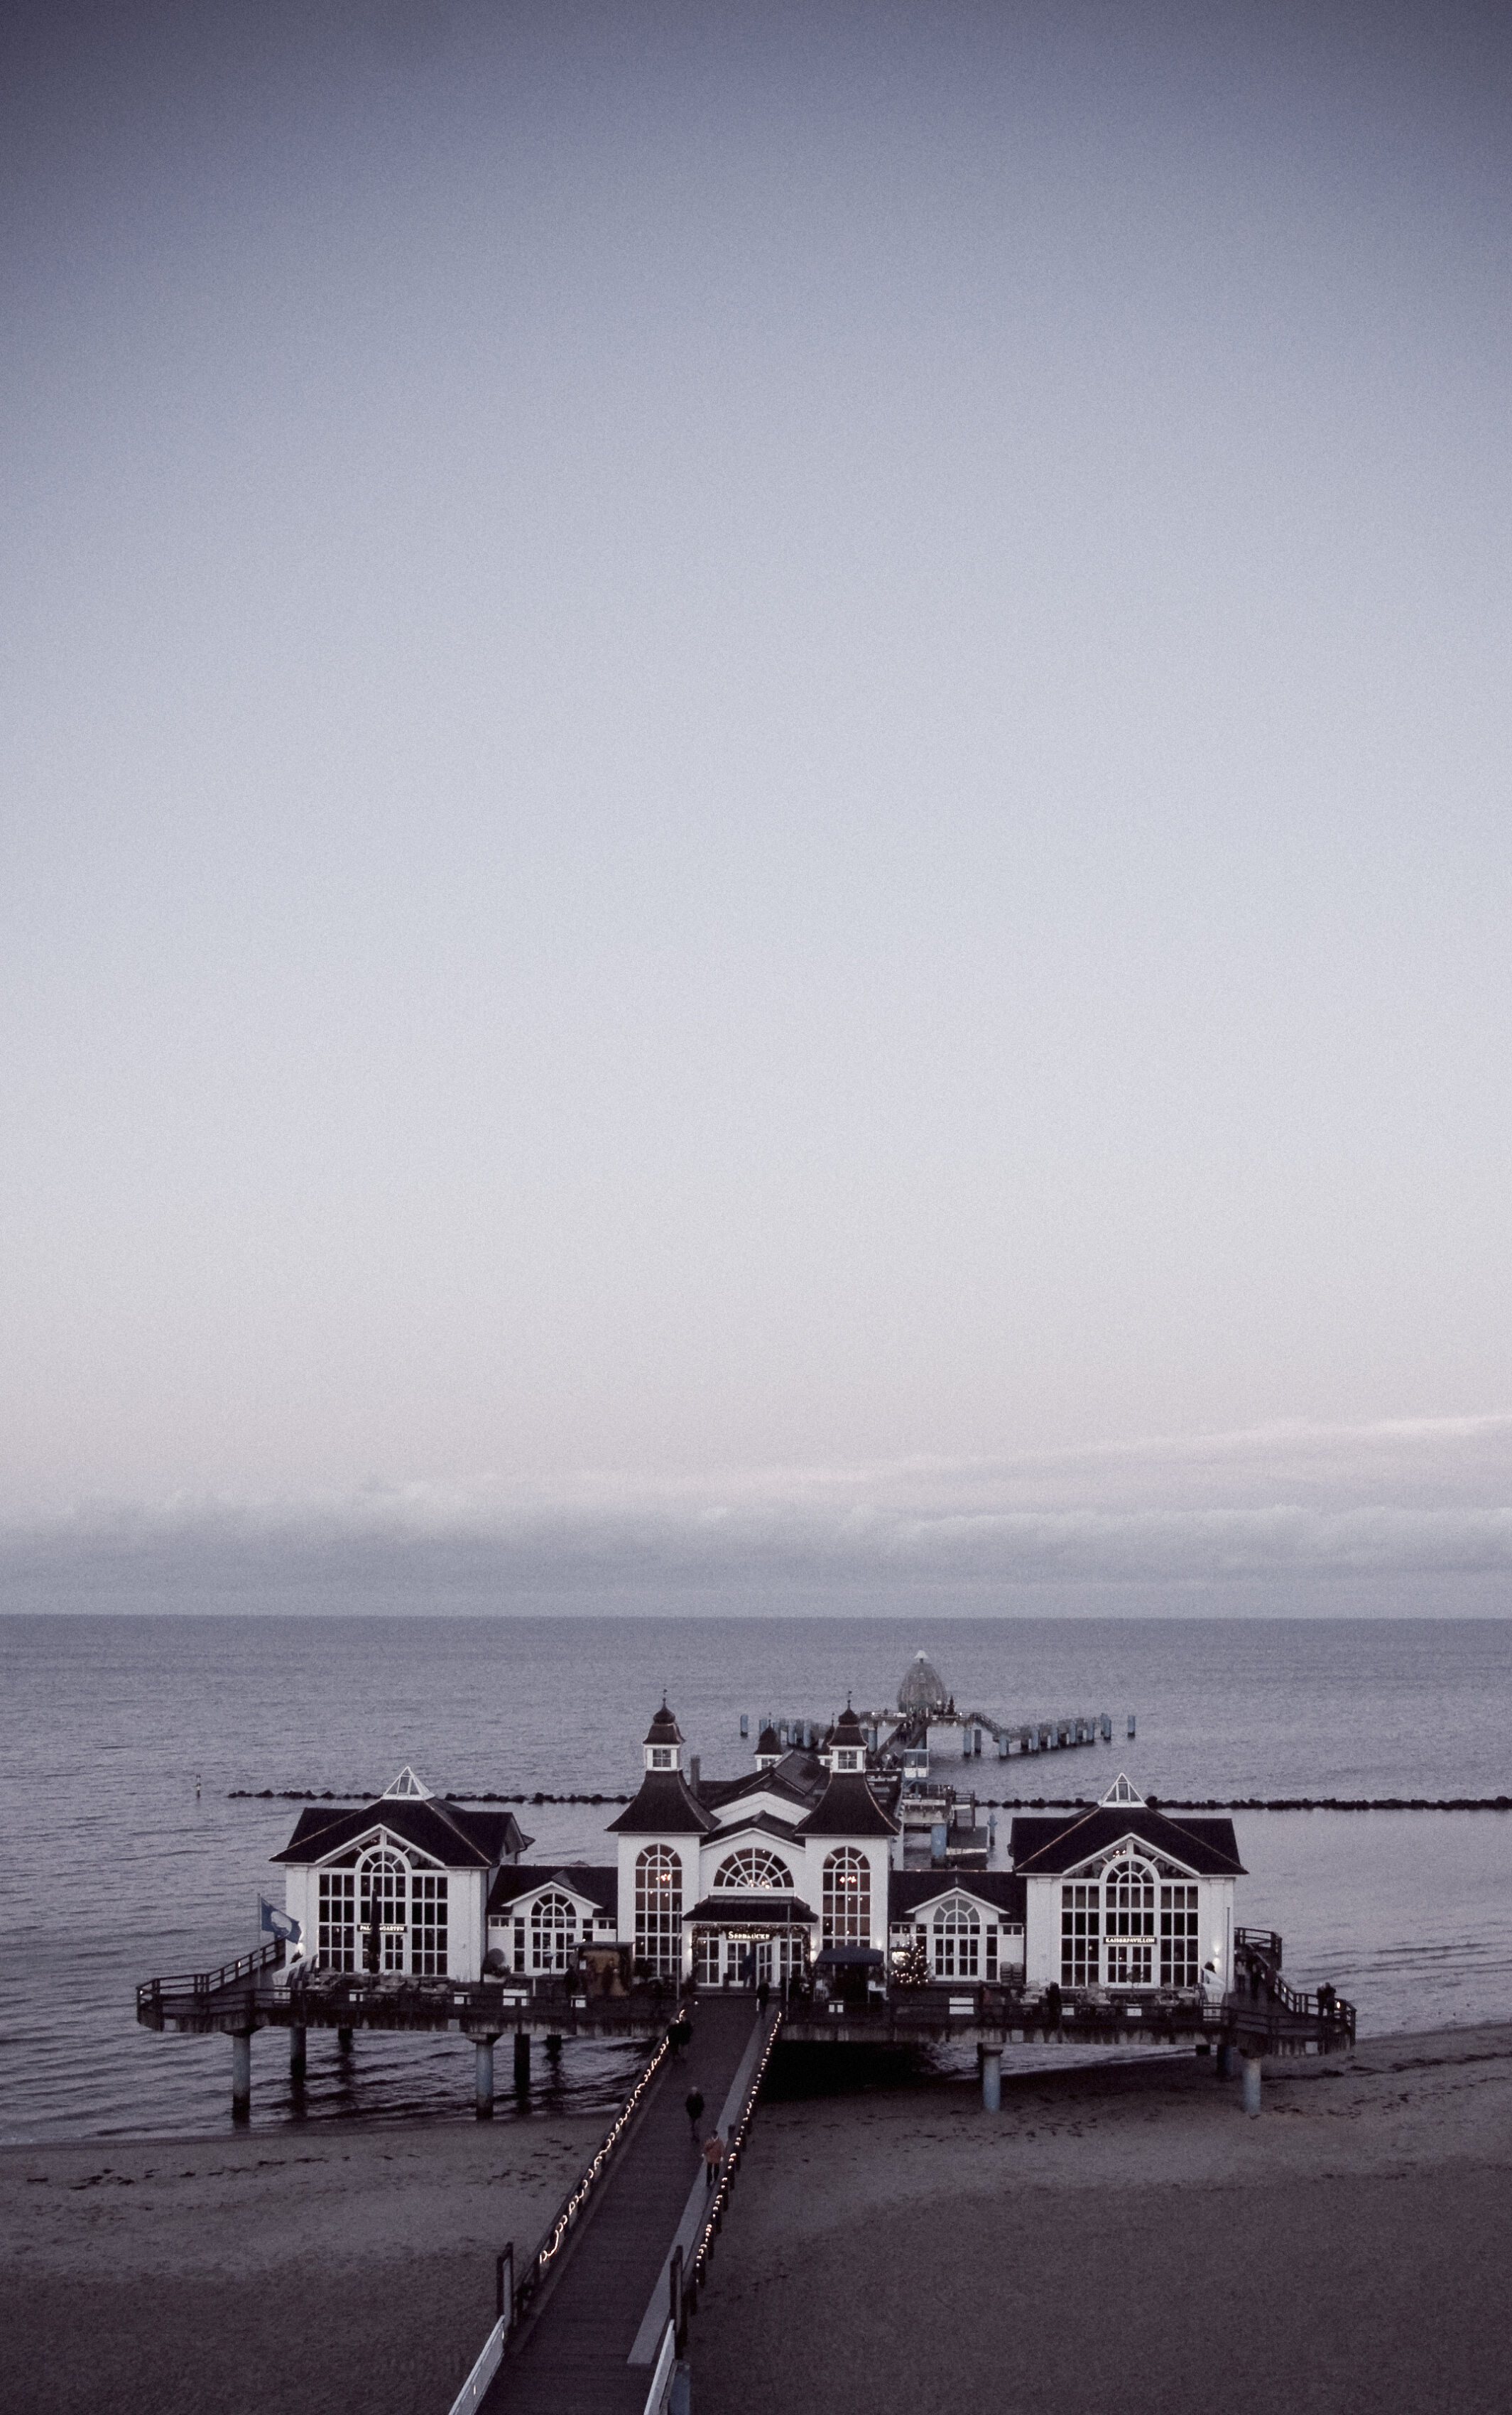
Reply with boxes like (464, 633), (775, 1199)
(685, 2087), (705, 2142)
(756, 1979), (770, 2012)
(702, 2131), (724, 2189)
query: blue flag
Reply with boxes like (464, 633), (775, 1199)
(260, 1896), (302, 1945)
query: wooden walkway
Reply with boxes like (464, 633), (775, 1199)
(484, 1997), (762, 2415)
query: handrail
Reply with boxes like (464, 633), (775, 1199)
(512, 2027), (673, 2325)
(1234, 1935), (1356, 2045)
(683, 2008), (782, 2316)
(135, 1937), (284, 2007)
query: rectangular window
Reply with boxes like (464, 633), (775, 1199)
(1160, 1884), (1200, 1987)
(692, 1931), (720, 1984)
(317, 1870), (357, 1972)
(1061, 1883), (1099, 1987)
(513, 1917), (526, 1974)
(410, 1872), (449, 1977)
(986, 1926), (998, 1978)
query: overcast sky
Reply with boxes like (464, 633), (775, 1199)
(2, 2), (1509, 1612)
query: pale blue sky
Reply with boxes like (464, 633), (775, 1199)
(2, 3), (1509, 1609)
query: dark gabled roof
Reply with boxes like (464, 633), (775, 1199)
(889, 1870), (1026, 1921)
(273, 1798), (529, 1869)
(685, 1893), (817, 1926)
(706, 1809), (804, 1847)
(795, 1771), (898, 1839)
(487, 1863), (617, 1918)
(1008, 1806), (1245, 1877)
(644, 1700), (685, 1747)
(606, 1768), (717, 1835)
(699, 1752), (825, 1813)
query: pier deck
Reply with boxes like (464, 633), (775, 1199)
(136, 1938), (1352, 2068)
(484, 1997), (762, 2415)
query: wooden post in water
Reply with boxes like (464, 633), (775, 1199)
(231, 2029), (252, 2121)
(475, 2035), (496, 2119)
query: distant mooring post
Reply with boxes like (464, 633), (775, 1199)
(1127, 1713), (1136, 1739)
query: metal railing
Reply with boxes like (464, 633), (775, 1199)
(1233, 1933), (1356, 2046)
(510, 2028), (673, 2326)
(678, 2009), (783, 2338)
(136, 1936), (284, 2009)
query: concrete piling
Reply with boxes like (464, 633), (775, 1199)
(513, 2031), (531, 2094)
(475, 2036), (496, 2119)
(981, 2048), (1001, 2112)
(289, 2024), (307, 2086)
(337, 2026), (354, 2051)
(1242, 2056), (1263, 2117)
(231, 2030), (251, 2120)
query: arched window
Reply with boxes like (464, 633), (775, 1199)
(359, 1848), (408, 1973)
(1102, 1855), (1156, 1986)
(931, 1900), (981, 1979)
(713, 1848), (793, 1892)
(530, 1889), (578, 1972)
(822, 1848), (869, 1944)
(636, 1845), (682, 1977)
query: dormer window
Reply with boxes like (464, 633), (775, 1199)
(834, 1749), (861, 1772)
(650, 1747), (674, 1770)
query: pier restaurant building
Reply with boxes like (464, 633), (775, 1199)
(273, 1703), (1240, 2002)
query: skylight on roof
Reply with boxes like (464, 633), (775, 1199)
(382, 1766), (433, 1799)
(1101, 1772), (1145, 1807)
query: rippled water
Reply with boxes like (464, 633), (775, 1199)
(2, 1614), (1508, 2142)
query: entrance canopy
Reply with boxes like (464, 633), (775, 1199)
(816, 1944), (884, 1970)
(687, 1892), (817, 1927)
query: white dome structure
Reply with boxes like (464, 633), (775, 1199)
(897, 1651), (947, 1716)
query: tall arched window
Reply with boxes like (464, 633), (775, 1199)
(1102, 1855), (1156, 1986)
(530, 1889), (578, 1972)
(713, 1848), (793, 1891)
(822, 1848), (869, 1944)
(931, 1901), (981, 1979)
(359, 1848), (408, 1972)
(635, 1845), (682, 1977)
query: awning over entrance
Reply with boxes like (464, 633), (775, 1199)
(815, 1944), (884, 1969)
(687, 1893), (817, 1927)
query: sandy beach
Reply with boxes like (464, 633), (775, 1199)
(694, 2022), (1512, 2415)
(6, 2026), (1510, 2415)
(0, 2113), (605, 2415)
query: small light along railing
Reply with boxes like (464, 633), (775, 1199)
(513, 2025), (674, 2323)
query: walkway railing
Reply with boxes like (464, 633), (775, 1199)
(136, 1936), (284, 2010)
(510, 2027), (673, 2327)
(678, 2007), (783, 2343)
(1234, 1933), (1356, 2046)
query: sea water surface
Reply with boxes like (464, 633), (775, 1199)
(1, 1615), (1508, 2143)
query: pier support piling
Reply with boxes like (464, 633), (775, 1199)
(337, 2026), (354, 2052)
(981, 2048), (1001, 2112)
(231, 2030), (251, 2122)
(1241, 2055), (1263, 2117)
(513, 2031), (531, 2094)
(475, 2036), (496, 2120)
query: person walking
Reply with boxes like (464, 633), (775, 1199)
(702, 2130), (724, 2190)
(685, 2087), (705, 2143)
(756, 1979), (770, 2013)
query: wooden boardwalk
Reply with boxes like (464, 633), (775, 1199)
(484, 1997), (762, 2415)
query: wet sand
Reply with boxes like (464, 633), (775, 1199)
(692, 2021), (1512, 2415)
(0, 2115), (605, 2415)
(6, 2026), (1510, 2415)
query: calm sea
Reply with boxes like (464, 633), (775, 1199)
(2, 1614), (1508, 2144)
